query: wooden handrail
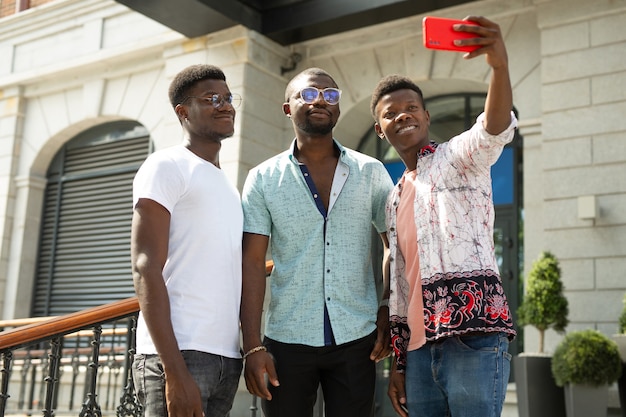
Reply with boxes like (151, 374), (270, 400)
(0, 297), (139, 351)
(0, 317), (56, 328)
(0, 260), (274, 352)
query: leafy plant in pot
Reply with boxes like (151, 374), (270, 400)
(517, 251), (569, 353)
(514, 251), (569, 417)
(551, 329), (623, 417)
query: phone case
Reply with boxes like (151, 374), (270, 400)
(422, 16), (480, 53)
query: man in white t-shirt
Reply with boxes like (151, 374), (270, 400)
(131, 64), (243, 417)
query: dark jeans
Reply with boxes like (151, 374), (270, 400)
(132, 350), (242, 417)
(262, 331), (376, 417)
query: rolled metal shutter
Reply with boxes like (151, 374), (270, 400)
(32, 121), (151, 317)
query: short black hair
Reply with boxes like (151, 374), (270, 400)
(168, 64), (227, 108)
(370, 75), (425, 120)
(285, 67), (338, 102)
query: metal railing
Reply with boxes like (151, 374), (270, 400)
(0, 297), (140, 417)
(0, 261), (274, 417)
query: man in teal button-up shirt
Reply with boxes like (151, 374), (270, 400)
(241, 67), (394, 417)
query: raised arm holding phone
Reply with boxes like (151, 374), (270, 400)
(370, 16), (517, 417)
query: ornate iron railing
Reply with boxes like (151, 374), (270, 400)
(0, 297), (141, 417)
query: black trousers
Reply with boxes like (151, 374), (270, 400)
(261, 331), (377, 417)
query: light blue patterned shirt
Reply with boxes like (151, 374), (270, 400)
(242, 139), (394, 346)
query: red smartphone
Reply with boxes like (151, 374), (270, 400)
(422, 16), (480, 53)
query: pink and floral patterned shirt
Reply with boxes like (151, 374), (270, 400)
(386, 112), (518, 372)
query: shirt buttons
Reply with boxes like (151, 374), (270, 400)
(314, 194), (318, 198)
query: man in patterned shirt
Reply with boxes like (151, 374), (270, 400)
(240, 67), (394, 417)
(370, 16), (517, 417)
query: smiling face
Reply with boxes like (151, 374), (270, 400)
(176, 78), (236, 142)
(374, 88), (431, 169)
(283, 73), (340, 137)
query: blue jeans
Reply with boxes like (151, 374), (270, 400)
(132, 351), (242, 417)
(405, 332), (511, 417)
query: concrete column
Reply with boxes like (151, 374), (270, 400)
(0, 85), (24, 318)
(3, 175), (47, 319)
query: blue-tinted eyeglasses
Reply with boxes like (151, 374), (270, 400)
(299, 87), (342, 105)
(183, 93), (242, 109)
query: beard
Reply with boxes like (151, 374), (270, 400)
(296, 114), (336, 136)
(201, 124), (234, 142)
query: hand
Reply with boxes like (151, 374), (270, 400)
(453, 16), (508, 69)
(244, 351), (280, 400)
(456, 15), (512, 134)
(370, 306), (392, 362)
(388, 366), (408, 417)
(164, 368), (204, 417)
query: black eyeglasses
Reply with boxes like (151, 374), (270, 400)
(182, 93), (242, 109)
(299, 87), (342, 105)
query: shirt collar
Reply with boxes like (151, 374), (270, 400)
(288, 138), (346, 163)
(417, 141), (439, 160)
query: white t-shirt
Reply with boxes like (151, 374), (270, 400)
(133, 145), (243, 358)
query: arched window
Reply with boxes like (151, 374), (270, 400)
(32, 121), (151, 316)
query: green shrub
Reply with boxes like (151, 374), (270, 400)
(551, 329), (622, 387)
(619, 294), (626, 333)
(517, 251), (569, 353)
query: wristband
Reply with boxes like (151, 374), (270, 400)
(379, 298), (389, 308)
(243, 345), (267, 359)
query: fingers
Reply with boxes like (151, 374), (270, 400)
(243, 352), (279, 401)
(370, 338), (392, 362)
(449, 16), (507, 65)
(453, 23), (500, 47)
(164, 370), (204, 417)
(370, 332), (391, 362)
(388, 372), (408, 417)
(266, 359), (280, 387)
(463, 15), (496, 28)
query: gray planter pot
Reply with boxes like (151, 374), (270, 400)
(514, 355), (566, 417)
(563, 383), (608, 417)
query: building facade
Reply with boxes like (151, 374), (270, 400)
(0, 0), (625, 395)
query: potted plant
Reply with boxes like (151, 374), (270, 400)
(514, 251), (569, 417)
(551, 329), (623, 417)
